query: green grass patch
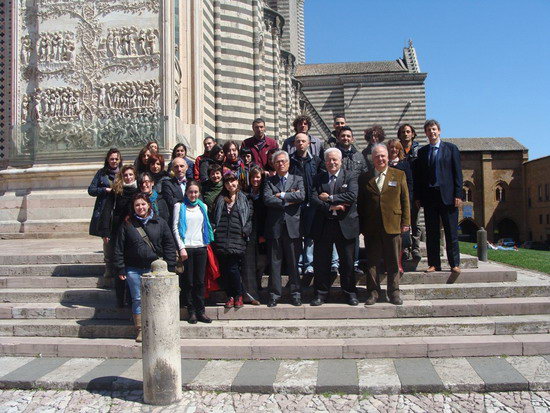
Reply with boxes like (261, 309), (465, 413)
(459, 242), (550, 274)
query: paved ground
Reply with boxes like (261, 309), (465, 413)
(1, 356), (549, 395)
(0, 389), (549, 412)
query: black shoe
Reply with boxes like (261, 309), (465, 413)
(412, 250), (422, 260)
(196, 313), (212, 323)
(389, 291), (403, 306)
(354, 266), (364, 276)
(267, 299), (278, 307)
(291, 297), (302, 307)
(347, 297), (359, 306)
(188, 313), (197, 324)
(365, 291), (379, 306)
(310, 297), (324, 306)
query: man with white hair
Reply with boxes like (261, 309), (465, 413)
(309, 147), (360, 306)
(263, 150), (305, 307)
(358, 144), (410, 306)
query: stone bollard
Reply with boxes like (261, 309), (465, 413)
(477, 227), (488, 262)
(141, 259), (182, 405)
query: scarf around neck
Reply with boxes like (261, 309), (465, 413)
(178, 197), (214, 245)
(134, 209), (154, 226)
(123, 180), (138, 189)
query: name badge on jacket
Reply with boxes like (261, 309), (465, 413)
(388, 181), (397, 187)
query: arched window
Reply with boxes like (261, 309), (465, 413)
(496, 185), (505, 202)
(462, 181), (474, 202)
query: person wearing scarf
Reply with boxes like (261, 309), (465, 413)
(139, 172), (170, 222)
(113, 193), (177, 342)
(88, 148), (123, 283)
(211, 173), (253, 309)
(172, 180), (214, 324)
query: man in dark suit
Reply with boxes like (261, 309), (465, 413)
(413, 119), (463, 275)
(358, 144), (410, 305)
(310, 148), (360, 306)
(161, 157), (187, 226)
(263, 150), (305, 307)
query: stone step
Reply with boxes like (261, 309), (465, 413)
(0, 276), (102, 289)
(0, 315), (548, 340)
(0, 267), (515, 288)
(0, 334), (548, 359)
(0, 254), (104, 266)
(0, 297), (548, 320)
(1, 282), (549, 304)
(0, 264), (104, 277)
(0, 288), (114, 303)
(400, 255), (477, 271)
(0, 232), (92, 240)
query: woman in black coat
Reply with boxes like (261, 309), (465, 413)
(114, 193), (176, 342)
(88, 148), (122, 279)
(211, 173), (253, 309)
(242, 166), (266, 303)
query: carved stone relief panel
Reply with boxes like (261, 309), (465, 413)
(16, 0), (162, 156)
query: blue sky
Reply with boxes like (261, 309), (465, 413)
(304, 0), (549, 160)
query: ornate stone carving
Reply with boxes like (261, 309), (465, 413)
(22, 87), (83, 123)
(96, 80), (160, 112)
(17, 0), (163, 155)
(102, 27), (159, 58)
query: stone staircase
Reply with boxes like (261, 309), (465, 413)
(0, 237), (549, 360)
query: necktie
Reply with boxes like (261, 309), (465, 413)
(429, 146), (437, 186)
(280, 176), (286, 191)
(430, 146), (437, 166)
(329, 175), (337, 194)
(376, 172), (384, 192)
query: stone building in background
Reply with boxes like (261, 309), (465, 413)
(524, 156), (550, 244)
(445, 138), (528, 243)
(296, 41), (427, 148)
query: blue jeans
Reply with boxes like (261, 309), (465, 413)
(331, 245), (339, 270)
(125, 266), (149, 315)
(299, 237), (314, 274)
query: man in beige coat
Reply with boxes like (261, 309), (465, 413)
(358, 144), (410, 305)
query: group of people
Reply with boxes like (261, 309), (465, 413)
(88, 115), (463, 342)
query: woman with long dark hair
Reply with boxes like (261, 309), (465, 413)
(88, 148), (122, 280)
(135, 146), (152, 175)
(147, 153), (170, 193)
(172, 180), (214, 323)
(222, 140), (247, 190)
(114, 193), (176, 342)
(211, 173), (253, 308)
(199, 144), (224, 182)
(242, 166), (266, 303)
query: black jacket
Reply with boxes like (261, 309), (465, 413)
(211, 192), (253, 255)
(99, 185), (139, 238)
(310, 169), (359, 240)
(414, 141), (463, 206)
(162, 177), (186, 224)
(88, 168), (114, 237)
(390, 160), (414, 203)
(289, 152), (323, 203)
(246, 188), (266, 240)
(114, 214), (176, 274)
(338, 144), (369, 178)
